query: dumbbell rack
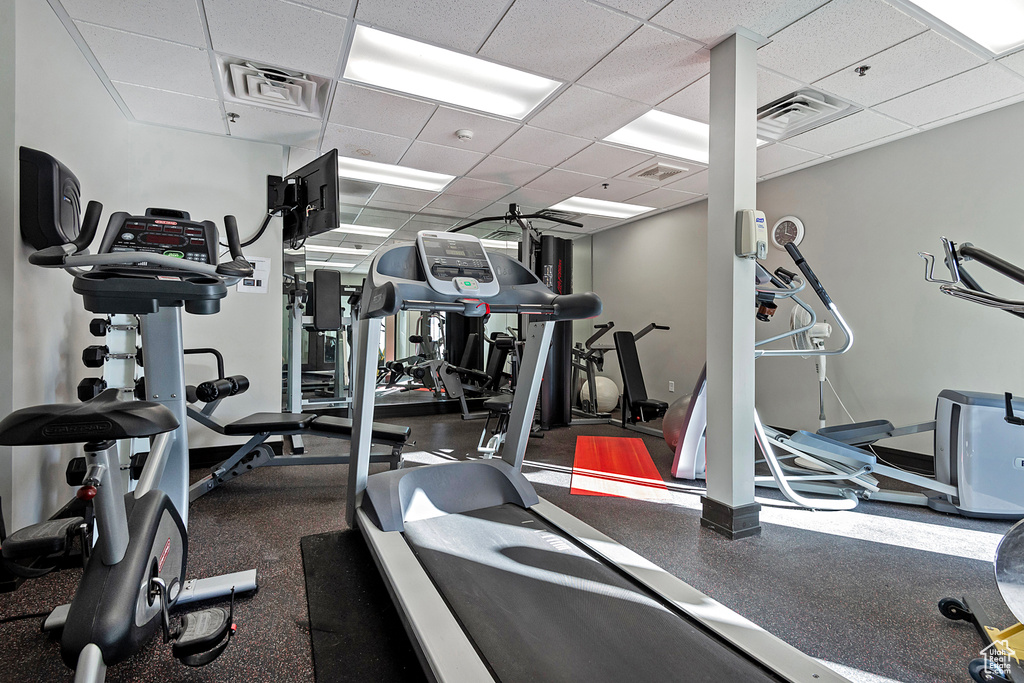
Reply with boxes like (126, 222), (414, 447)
(80, 315), (145, 493)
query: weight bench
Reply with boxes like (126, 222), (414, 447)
(189, 410), (410, 501)
(613, 331), (668, 436)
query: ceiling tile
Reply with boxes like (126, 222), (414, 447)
(756, 143), (822, 176)
(758, 68), (802, 106)
(1001, 51), (1024, 78)
(526, 169), (603, 195)
(353, 212), (408, 229)
(813, 31), (984, 107)
(60, 0), (206, 46)
(444, 178), (516, 202)
(479, 0), (640, 81)
(287, 147), (320, 173)
(205, 0), (347, 77)
(289, 0), (355, 16)
(226, 104), (321, 147)
(329, 83), (436, 138)
(338, 178), (379, 204)
(466, 156), (550, 185)
(426, 194), (493, 215)
(114, 82), (224, 134)
(370, 186), (439, 209)
(625, 186), (698, 208)
(491, 127), (591, 166)
(322, 124), (412, 163)
(593, 0), (671, 20)
(874, 64), (1024, 127)
(577, 25), (705, 105)
(667, 169), (707, 194)
(657, 74), (709, 122)
(559, 143), (653, 178)
(502, 187), (573, 211)
(417, 107), (520, 154)
(785, 110), (910, 155)
(577, 178), (651, 201)
(528, 86), (649, 140)
(756, 0), (926, 84)
(399, 140), (485, 175)
(76, 23), (217, 99)
(354, 0), (508, 52)
(405, 217), (459, 231)
(652, 0), (828, 45)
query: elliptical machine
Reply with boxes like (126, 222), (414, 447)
(0, 147), (257, 681)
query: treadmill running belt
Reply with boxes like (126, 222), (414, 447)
(403, 504), (782, 683)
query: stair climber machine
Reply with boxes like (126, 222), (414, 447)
(919, 237), (1024, 682)
(343, 229), (849, 683)
(672, 239), (1024, 517)
(0, 147), (257, 681)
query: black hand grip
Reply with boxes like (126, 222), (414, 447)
(223, 215), (244, 260)
(784, 242), (832, 307)
(215, 257), (254, 278)
(73, 201), (103, 252)
(653, 324), (671, 330)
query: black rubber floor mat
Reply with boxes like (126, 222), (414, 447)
(300, 530), (426, 683)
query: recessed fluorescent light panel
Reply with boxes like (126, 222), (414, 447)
(338, 156), (454, 192)
(548, 197), (655, 219)
(305, 245), (372, 256)
(605, 111), (768, 163)
(344, 25), (561, 119)
(908, 0), (1024, 54)
(307, 260), (357, 269)
(331, 224), (395, 238)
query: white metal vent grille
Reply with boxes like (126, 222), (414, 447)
(757, 89), (860, 142)
(630, 163), (687, 182)
(222, 60), (325, 117)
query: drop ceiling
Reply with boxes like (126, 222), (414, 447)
(46, 0), (1024, 273)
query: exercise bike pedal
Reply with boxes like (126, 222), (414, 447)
(1, 517), (85, 578)
(172, 604), (235, 667)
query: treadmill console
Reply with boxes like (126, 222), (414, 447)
(416, 231), (499, 298)
(99, 210), (218, 266)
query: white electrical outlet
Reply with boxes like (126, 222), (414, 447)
(669, 381), (675, 392)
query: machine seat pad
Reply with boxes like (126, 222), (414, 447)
(310, 416), (410, 444)
(483, 395), (514, 413)
(0, 389), (178, 446)
(635, 398), (669, 412)
(2, 517), (84, 560)
(224, 412), (315, 435)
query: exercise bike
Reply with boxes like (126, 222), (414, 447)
(1, 147), (257, 681)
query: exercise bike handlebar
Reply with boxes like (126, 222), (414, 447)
(785, 242), (833, 307)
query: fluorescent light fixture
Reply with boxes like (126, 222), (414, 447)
(908, 0), (1024, 54)
(344, 25), (561, 119)
(605, 111), (768, 163)
(307, 260), (357, 269)
(548, 196), (655, 219)
(305, 245), (373, 256)
(330, 224), (395, 238)
(480, 239), (518, 250)
(338, 156), (454, 192)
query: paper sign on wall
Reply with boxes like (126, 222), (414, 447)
(237, 257), (271, 294)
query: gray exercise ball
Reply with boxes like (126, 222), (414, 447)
(663, 395), (692, 450)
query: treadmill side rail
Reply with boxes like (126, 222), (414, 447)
(530, 499), (850, 683)
(356, 508), (495, 682)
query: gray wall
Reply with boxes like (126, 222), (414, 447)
(0, 0), (16, 527)
(592, 99), (1024, 452)
(5, 2), (285, 529)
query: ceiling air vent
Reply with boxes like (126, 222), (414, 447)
(757, 89), (860, 142)
(630, 163), (687, 182)
(221, 59), (326, 118)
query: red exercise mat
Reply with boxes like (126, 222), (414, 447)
(570, 436), (671, 500)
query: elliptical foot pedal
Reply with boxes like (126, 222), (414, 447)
(172, 590), (236, 667)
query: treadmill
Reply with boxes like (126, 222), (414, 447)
(344, 231), (849, 683)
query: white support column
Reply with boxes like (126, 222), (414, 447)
(703, 32), (761, 539)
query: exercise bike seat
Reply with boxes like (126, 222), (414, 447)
(0, 389), (178, 446)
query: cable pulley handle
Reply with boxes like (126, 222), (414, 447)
(784, 242), (832, 307)
(223, 216), (244, 260)
(74, 201), (103, 252)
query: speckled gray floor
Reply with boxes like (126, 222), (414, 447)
(0, 414), (1011, 682)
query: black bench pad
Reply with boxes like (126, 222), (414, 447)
(484, 395), (514, 413)
(224, 412), (316, 435)
(310, 416), (410, 444)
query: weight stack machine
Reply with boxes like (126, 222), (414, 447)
(533, 235), (573, 429)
